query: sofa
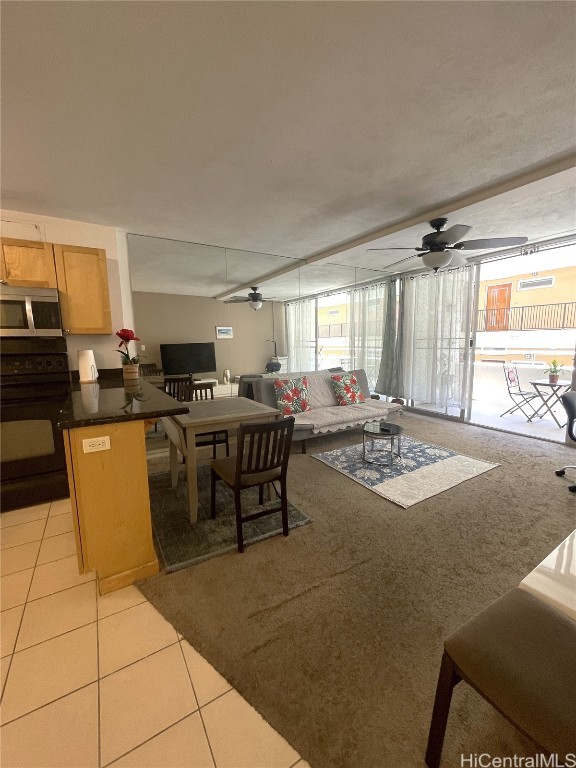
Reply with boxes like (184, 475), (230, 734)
(251, 369), (402, 452)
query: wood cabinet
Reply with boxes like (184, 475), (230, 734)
(63, 420), (159, 594)
(0, 238), (57, 288)
(54, 244), (112, 335)
(0, 238), (112, 335)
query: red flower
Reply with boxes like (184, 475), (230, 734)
(300, 400), (308, 411)
(344, 385), (352, 393)
(333, 375), (342, 382)
(291, 387), (301, 397)
(284, 393), (293, 402)
(116, 329), (140, 344)
(282, 406), (292, 415)
(350, 375), (357, 385)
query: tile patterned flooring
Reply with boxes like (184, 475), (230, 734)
(0, 499), (310, 768)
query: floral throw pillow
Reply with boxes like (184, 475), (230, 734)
(331, 372), (366, 406)
(273, 376), (311, 415)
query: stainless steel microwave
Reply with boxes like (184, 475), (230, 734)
(0, 286), (62, 337)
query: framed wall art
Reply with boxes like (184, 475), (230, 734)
(216, 326), (234, 339)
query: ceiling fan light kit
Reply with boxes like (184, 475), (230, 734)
(421, 251), (453, 271)
(249, 300), (263, 310)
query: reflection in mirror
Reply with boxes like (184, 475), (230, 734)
(128, 233), (304, 399)
(282, 261), (391, 386)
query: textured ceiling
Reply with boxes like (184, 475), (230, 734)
(2, 1), (575, 298)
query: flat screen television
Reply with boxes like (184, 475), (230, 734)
(160, 342), (217, 377)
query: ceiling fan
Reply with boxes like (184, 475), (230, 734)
(223, 286), (270, 310)
(368, 218), (528, 272)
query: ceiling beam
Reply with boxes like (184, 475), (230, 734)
(214, 151), (576, 300)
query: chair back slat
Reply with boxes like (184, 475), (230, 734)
(235, 417), (295, 479)
(190, 383), (214, 401)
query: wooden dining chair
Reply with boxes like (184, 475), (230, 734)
(210, 416), (295, 552)
(189, 383), (230, 458)
(163, 376), (191, 401)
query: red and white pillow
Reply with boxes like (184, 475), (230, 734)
(331, 372), (366, 406)
(273, 376), (311, 415)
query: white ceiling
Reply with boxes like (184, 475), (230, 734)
(2, 2), (576, 300)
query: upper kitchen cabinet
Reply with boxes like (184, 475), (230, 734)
(54, 244), (112, 335)
(1, 238), (57, 288)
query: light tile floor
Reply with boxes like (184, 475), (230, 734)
(1, 499), (310, 768)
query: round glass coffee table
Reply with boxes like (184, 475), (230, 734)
(362, 422), (403, 465)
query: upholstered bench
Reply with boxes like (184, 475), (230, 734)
(425, 586), (576, 766)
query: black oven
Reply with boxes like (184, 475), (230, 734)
(1, 337), (70, 512)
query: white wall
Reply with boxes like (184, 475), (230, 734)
(1, 209), (132, 371)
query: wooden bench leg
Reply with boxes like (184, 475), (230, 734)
(425, 651), (461, 768)
(301, 440), (307, 454)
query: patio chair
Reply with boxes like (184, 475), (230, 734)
(555, 391), (576, 492)
(500, 365), (541, 421)
(210, 416), (294, 552)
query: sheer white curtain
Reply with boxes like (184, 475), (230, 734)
(348, 283), (386, 388)
(286, 299), (316, 373)
(401, 268), (474, 410)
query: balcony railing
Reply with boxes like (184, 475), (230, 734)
(477, 302), (576, 332)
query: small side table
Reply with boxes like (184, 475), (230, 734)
(528, 379), (572, 428)
(362, 422), (403, 465)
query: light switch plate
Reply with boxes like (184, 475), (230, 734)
(82, 436), (111, 453)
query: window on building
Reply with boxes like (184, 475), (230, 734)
(517, 276), (555, 290)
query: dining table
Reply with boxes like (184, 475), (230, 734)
(528, 378), (572, 428)
(162, 396), (281, 523)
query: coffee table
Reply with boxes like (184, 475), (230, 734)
(362, 422), (403, 465)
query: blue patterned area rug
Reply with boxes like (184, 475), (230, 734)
(148, 465), (312, 572)
(312, 436), (499, 508)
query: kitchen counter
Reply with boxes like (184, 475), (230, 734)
(58, 378), (189, 429)
(59, 378), (187, 594)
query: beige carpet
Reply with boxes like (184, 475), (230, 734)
(139, 413), (576, 768)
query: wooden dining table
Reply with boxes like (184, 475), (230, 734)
(162, 397), (280, 523)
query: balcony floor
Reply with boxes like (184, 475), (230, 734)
(469, 399), (568, 444)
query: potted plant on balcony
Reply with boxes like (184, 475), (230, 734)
(542, 359), (563, 384)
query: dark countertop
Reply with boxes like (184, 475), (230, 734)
(58, 378), (189, 430)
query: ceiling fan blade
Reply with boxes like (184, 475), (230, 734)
(435, 224), (471, 245)
(455, 236), (528, 250)
(223, 296), (249, 303)
(381, 254), (421, 271)
(367, 247), (416, 251)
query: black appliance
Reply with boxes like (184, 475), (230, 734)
(0, 286), (63, 337)
(1, 337), (70, 512)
